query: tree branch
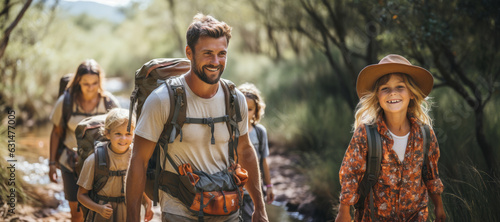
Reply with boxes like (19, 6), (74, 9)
(0, 0), (33, 60)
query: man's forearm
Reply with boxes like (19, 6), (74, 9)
(126, 156), (147, 221)
(240, 145), (265, 208)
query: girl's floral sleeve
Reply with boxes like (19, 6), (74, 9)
(423, 128), (444, 194)
(339, 125), (368, 205)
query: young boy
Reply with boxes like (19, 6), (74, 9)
(77, 108), (153, 221)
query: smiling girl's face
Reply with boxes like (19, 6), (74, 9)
(377, 74), (413, 117)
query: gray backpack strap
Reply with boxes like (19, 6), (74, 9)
(93, 142), (109, 193)
(127, 87), (139, 132)
(102, 92), (119, 112)
(253, 124), (265, 179)
(184, 116), (230, 144)
(355, 124), (382, 221)
(154, 78), (187, 205)
(421, 124), (431, 181)
(220, 79), (241, 164)
(56, 90), (72, 162)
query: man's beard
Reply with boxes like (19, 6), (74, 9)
(192, 58), (224, 85)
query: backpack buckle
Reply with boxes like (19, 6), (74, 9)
(368, 174), (377, 182)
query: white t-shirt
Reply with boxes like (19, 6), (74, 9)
(389, 130), (409, 162)
(134, 76), (248, 218)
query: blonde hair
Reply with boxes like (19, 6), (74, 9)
(102, 108), (136, 135)
(354, 73), (432, 130)
(238, 82), (266, 125)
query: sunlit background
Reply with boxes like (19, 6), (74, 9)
(1, 0), (499, 221)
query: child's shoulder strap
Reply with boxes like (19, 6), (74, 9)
(421, 124), (431, 180)
(253, 124), (265, 180)
(355, 124), (382, 222)
(253, 124), (265, 154)
(93, 142), (110, 194)
(365, 124), (382, 184)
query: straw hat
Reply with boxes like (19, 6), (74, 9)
(356, 54), (434, 98)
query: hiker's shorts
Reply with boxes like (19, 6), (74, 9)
(162, 211), (240, 222)
(61, 165), (79, 202)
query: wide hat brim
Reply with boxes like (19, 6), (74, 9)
(356, 54), (434, 98)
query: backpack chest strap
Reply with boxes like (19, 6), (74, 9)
(184, 116), (230, 144)
(95, 194), (125, 203)
(108, 170), (127, 177)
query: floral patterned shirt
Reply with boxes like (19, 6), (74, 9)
(339, 116), (444, 221)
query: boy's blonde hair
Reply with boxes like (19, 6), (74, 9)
(238, 82), (266, 125)
(103, 108), (136, 135)
(354, 73), (432, 130)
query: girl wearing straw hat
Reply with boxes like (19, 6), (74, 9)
(336, 54), (446, 221)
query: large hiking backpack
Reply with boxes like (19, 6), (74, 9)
(74, 114), (108, 176)
(128, 58), (246, 219)
(59, 73), (74, 97)
(80, 141), (127, 221)
(127, 58), (191, 199)
(355, 124), (431, 220)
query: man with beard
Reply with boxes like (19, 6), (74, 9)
(126, 13), (269, 222)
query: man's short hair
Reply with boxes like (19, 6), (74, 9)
(186, 13), (232, 51)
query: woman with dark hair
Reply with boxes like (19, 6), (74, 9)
(48, 59), (119, 221)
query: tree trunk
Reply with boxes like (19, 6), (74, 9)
(474, 106), (498, 174)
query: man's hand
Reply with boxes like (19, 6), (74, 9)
(252, 207), (269, 222)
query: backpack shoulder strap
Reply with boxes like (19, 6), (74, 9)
(365, 124), (382, 221)
(355, 124), (382, 221)
(220, 79), (241, 164)
(56, 90), (72, 162)
(61, 90), (72, 129)
(254, 124), (264, 155)
(153, 77), (187, 204)
(93, 142), (110, 195)
(253, 124), (265, 179)
(421, 124), (431, 181)
(101, 91), (119, 112)
(365, 124), (382, 186)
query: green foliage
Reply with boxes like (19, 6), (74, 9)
(0, 125), (29, 210)
(439, 164), (500, 222)
(1, 0), (499, 220)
